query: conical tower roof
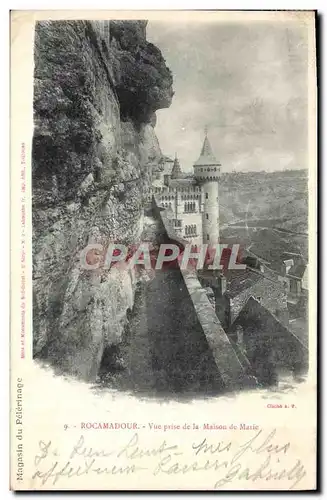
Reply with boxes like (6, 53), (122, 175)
(194, 132), (221, 167)
(171, 153), (182, 179)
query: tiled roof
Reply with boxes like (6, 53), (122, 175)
(225, 268), (264, 298)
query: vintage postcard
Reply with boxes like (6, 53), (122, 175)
(10, 10), (317, 490)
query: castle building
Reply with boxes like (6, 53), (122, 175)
(152, 130), (220, 246)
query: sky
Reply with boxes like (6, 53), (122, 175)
(147, 21), (309, 173)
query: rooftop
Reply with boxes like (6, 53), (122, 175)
(287, 262), (307, 279)
(233, 296), (307, 348)
(169, 177), (196, 188)
(194, 133), (221, 167)
(224, 267), (264, 298)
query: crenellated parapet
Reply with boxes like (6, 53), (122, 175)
(151, 184), (202, 197)
(178, 186), (202, 200)
(193, 165), (220, 183)
(151, 186), (176, 199)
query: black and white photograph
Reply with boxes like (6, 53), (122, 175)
(9, 10), (317, 491)
(31, 17), (311, 397)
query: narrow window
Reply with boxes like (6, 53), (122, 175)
(207, 234), (209, 241)
(206, 213), (209, 219)
(205, 192), (208, 199)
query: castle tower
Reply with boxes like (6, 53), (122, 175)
(193, 130), (221, 244)
(171, 153), (182, 179)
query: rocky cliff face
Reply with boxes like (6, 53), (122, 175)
(32, 20), (173, 381)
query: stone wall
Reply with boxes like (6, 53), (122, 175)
(32, 20), (173, 381)
(152, 200), (255, 391)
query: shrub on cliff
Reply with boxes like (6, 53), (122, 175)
(110, 21), (173, 124)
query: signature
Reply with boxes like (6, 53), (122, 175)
(32, 429), (307, 489)
(154, 429), (306, 489)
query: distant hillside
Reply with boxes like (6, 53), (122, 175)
(219, 169), (308, 234)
